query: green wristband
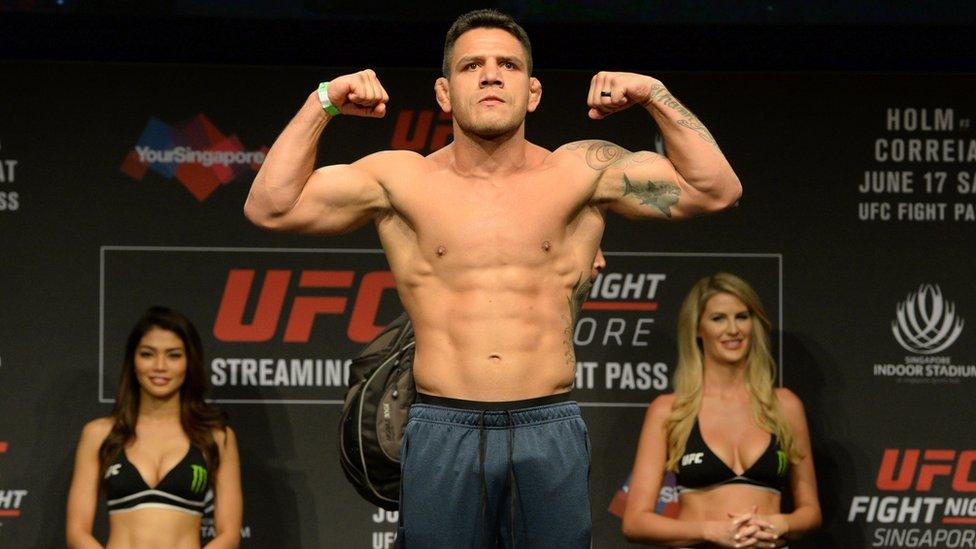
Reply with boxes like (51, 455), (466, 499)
(317, 82), (341, 116)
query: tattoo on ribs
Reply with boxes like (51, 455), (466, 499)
(569, 273), (592, 326)
(648, 84), (718, 147)
(623, 173), (681, 218)
(561, 312), (576, 372)
(563, 273), (592, 372)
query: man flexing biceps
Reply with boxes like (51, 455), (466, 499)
(245, 9), (740, 548)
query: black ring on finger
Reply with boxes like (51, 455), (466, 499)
(600, 91), (612, 97)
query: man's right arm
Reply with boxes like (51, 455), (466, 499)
(244, 70), (391, 235)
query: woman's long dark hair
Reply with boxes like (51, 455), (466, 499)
(98, 306), (227, 483)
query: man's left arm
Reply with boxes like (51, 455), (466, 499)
(577, 72), (742, 220)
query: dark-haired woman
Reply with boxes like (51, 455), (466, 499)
(67, 307), (241, 548)
(623, 273), (820, 547)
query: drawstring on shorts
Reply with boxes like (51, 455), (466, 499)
(478, 410), (520, 548)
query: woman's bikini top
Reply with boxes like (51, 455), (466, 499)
(675, 418), (789, 494)
(103, 445), (209, 516)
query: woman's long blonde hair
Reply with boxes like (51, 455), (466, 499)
(663, 273), (800, 471)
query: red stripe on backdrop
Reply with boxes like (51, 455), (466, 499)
(582, 301), (659, 311)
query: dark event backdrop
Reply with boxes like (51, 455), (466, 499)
(0, 62), (974, 547)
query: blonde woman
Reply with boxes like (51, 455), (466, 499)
(623, 273), (820, 548)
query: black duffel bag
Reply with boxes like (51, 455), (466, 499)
(338, 312), (416, 510)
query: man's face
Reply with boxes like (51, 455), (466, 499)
(440, 27), (539, 139)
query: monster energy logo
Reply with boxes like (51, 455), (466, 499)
(190, 465), (208, 494)
(776, 450), (789, 476)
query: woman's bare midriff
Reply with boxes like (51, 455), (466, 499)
(107, 509), (202, 549)
(677, 485), (781, 548)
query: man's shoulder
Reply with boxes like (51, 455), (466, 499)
(359, 149), (428, 167)
(550, 139), (634, 170)
(555, 139), (628, 154)
(355, 149), (434, 180)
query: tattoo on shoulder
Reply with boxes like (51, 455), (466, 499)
(566, 140), (629, 171)
(626, 151), (661, 167)
(623, 173), (681, 218)
(648, 84), (719, 147)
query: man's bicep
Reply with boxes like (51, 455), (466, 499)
(596, 151), (693, 220)
(284, 162), (389, 235)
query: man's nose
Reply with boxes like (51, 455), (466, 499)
(480, 62), (503, 88)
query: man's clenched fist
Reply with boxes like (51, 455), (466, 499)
(326, 69), (390, 118)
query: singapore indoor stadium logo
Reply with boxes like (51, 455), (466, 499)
(891, 284), (965, 355)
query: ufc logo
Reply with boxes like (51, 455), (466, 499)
(391, 110), (452, 153)
(213, 269), (397, 344)
(681, 453), (704, 467)
(876, 448), (976, 492)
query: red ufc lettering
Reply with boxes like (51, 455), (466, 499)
(214, 269), (353, 343)
(877, 448), (976, 492)
(877, 449), (920, 491)
(916, 449), (955, 491)
(348, 271), (397, 342)
(283, 271), (354, 342)
(214, 269), (397, 343)
(391, 110), (452, 152)
(213, 270), (290, 342)
(954, 450), (976, 491)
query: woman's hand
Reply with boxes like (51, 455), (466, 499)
(735, 513), (789, 548)
(701, 508), (760, 547)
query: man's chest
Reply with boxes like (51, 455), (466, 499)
(389, 170), (595, 246)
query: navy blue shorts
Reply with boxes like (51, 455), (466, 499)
(396, 393), (592, 549)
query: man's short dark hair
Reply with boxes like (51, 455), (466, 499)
(442, 9), (533, 78)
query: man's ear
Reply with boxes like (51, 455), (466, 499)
(435, 77), (452, 113)
(527, 77), (542, 113)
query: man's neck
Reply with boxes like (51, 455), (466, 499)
(448, 124), (533, 178)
